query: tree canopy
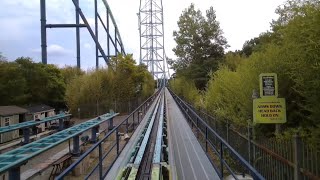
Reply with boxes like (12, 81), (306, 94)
(170, 0), (320, 140)
(171, 4), (228, 89)
(65, 54), (154, 117)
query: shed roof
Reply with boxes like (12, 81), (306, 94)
(25, 104), (55, 114)
(0, 106), (28, 116)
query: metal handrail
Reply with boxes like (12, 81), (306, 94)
(0, 113), (71, 134)
(56, 89), (161, 180)
(168, 88), (265, 180)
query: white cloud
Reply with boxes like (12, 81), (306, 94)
(84, 43), (92, 49)
(32, 44), (71, 57)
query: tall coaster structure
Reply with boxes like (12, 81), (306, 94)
(138, 0), (166, 80)
(40, 0), (125, 69)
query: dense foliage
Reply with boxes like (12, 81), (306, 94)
(0, 57), (65, 107)
(170, 0), (320, 139)
(0, 55), (154, 117)
(171, 4), (228, 90)
(65, 54), (154, 117)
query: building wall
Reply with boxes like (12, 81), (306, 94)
(33, 110), (55, 131)
(0, 115), (20, 143)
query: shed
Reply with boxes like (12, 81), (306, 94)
(0, 106), (27, 143)
(25, 104), (56, 131)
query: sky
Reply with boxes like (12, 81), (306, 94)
(0, 0), (287, 70)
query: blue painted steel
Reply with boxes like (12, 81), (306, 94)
(91, 126), (99, 143)
(23, 128), (30, 144)
(0, 113), (70, 134)
(59, 118), (64, 131)
(168, 88), (265, 180)
(72, 135), (80, 156)
(0, 112), (118, 175)
(9, 166), (20, 180)
(56, 90), (161, 180)
(134, 97), (161, 165)
(108, 117), (114, 130)
(153, 97), (164, 163)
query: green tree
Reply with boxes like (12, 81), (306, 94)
(172, 4), (227, 89)
(60, 66), (84, 84)
(65, 54), (154, 117)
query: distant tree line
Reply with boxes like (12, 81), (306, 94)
(0, 54), (155, 117)
(170, 0), (320, 142)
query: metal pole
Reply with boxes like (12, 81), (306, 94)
(91, 126), (98, 143)
(205, 127), (208, 152)
(220, 142), (224, 178)
(116, 129), (120, 155)
(71, 0), (109, 64)
(72, 135), (80, 156)
(114, 27), (118, 55)
(40, 0), (47, 64)
(108, 118), (114, 130)
(75, 0), (81, 68)
(106, 10), (110, 59)
(23, 128), (30, 144)
(94, 0), (99, 69)
(248, 122), (252, 164)
(9, 166), (20, 180)
(99, 144), (103, 179)
(59, 118), (64, 131)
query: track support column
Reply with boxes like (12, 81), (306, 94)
(23, 128), (30, 144)
(108, 117), (114, 130)
(59, 118), (64, 131)
(72, 135), (80, 156)
(9, 166), (20, 180)
(91, 126), (99, 143)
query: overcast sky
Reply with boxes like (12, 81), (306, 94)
(0, 0), (287, 70)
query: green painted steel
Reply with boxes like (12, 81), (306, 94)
(0, 113), (71, 134)
(0, 112), (118, 174)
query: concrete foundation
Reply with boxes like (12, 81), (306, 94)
(71, 156), (89, 176)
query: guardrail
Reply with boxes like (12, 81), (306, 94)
(56, 89), (161, 180)
(0, 112), (118, 180)
(0, 113), (71, 144)
(168, 88), (265, 180)
(179, 95), (320, 180)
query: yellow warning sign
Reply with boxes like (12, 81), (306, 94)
(253, 98), (287, 124)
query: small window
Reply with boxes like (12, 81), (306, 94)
(4, 118), (10, 126)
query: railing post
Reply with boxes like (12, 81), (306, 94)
(196, 117), (199, 138)
(116, 129), (120, 155)
(126, 119), (129, 133)
(132, 113), (135, 130)
(293, 134), (302, 180)
(247, 122), (252, 164)
(99, 144), (103, 179)
(205, 127), (208, 152)
(138, 109), (141, 123)
(220, 142), (224, 178)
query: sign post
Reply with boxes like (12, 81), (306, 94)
(253, 73), (287, 124)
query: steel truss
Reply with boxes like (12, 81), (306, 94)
(40, 0), (125, 68)
(138, 0), (166, 79)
